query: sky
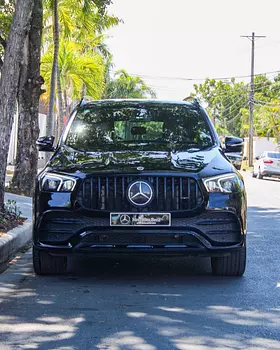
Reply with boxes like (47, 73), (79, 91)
(106, 0), (280, 100)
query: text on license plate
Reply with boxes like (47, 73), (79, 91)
(110, 213), (171, 226)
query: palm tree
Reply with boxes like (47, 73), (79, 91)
(103, 69), (156, 99)
(41, 41), (105, 105)
(44, 0), (59, 138)
(42, 0), (120, 137)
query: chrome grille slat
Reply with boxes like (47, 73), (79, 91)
(77, 175), (203, 212)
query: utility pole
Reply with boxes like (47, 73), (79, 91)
(241, 32), (266, 166)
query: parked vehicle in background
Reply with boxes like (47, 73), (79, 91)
(225, 152), (242, 170)
(224, 136), (244, 170)
(252, 151), (280, 179)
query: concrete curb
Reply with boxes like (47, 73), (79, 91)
(0, 220), (32, 266)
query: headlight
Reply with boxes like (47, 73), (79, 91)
(203, 174), (241, 193)
(41, 173), (76, 192)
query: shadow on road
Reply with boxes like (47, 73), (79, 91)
(260, 177), (280, 182)
(0, 204), (280, 349)
(69, 255), (212, 279)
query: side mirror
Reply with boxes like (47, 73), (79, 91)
(255, 156), (260, 160)
(224, 136), (244, 153)
(36, 136), (55, 152)
(242, 156), (247, 161)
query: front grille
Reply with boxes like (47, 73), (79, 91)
(80, 232), (200, 247)
(77, 175), (203, 212)
(37, 211), (241, 246)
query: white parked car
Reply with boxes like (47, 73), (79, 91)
(253, 151), (280, 179)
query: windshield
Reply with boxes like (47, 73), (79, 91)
(267, 152), (280, 159)
(65, 104), (214, 152)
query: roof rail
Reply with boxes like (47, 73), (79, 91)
(78, 97), (87, 107)
(183, 96), (200, 105)
(79, 95), (95, 107)
(193, 97), (200, 106)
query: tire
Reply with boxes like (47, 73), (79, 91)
(33, 246), (67, 275)
(211, 246), (246, 276)
(252, 170), (256, 178)
(257, 167), (263, 179)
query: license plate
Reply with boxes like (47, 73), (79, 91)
(110, 213), (171, 227)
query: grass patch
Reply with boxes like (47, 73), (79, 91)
(5, 183), (32, 197)
(0, 200), (26, 234)
(241, 166), (253, 172)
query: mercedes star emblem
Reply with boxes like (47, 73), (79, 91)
(127, 181), (153, 207)
(120, 214), (131, 225)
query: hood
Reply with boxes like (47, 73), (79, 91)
(46, 145), (233, 177)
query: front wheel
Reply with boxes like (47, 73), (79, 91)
(33, 246), (68, 275)
(211, 246), (246, 276)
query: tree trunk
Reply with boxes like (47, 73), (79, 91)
(64, 89), (68, 117)
(45, 0), (59, 138)
(11, 0), (43, 196)
(0, 0), (34, 211)
(81, 84), (87, 98)
(56, 66), (64, 140)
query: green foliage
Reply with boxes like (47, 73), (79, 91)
(192, 74), (280, 140)
(103, 69), (157, 99)
(41, 41), (105, 100)
(240, 74), (280, 140)
(43, 0), (120, 46)
(0, 0), (14, 63)
(4, 199), (22, 218)
(41, 0), (121, 103)
(45, 0), (113, 14)
(0, 199), (23, 232)
(192, 78), (248, 136)
(94, 0), (113, 14)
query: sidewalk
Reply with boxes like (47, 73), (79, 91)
(6, 165), (44, 186)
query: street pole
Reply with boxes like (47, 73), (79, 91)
(241, 32), (265, 166)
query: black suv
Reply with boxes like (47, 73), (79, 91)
(33, 99), (247, 276)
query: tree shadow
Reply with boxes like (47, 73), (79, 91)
(260, 177), (280, 182)
(0, 203), (280, 349)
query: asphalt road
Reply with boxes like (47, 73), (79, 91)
(0, 172), (280, 349)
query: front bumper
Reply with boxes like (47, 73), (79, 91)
(262, 168), (280, 177)
(33, 209), (245, 258)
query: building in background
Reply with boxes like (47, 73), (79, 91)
(243, 137), (278, 160)
(7, 102), (47, 166)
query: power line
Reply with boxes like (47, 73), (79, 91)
(220, 97), (249, 114)
(191, 75), (278, 99)
(255, 39), (280, 50)
(254, 99), (280, 107)
(109, 69), (280, 83)
(220, 100), (249, 118)
(207, 100), (249, 128)
(241, 32), (266, 166)
(226, 111), (246, 125)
